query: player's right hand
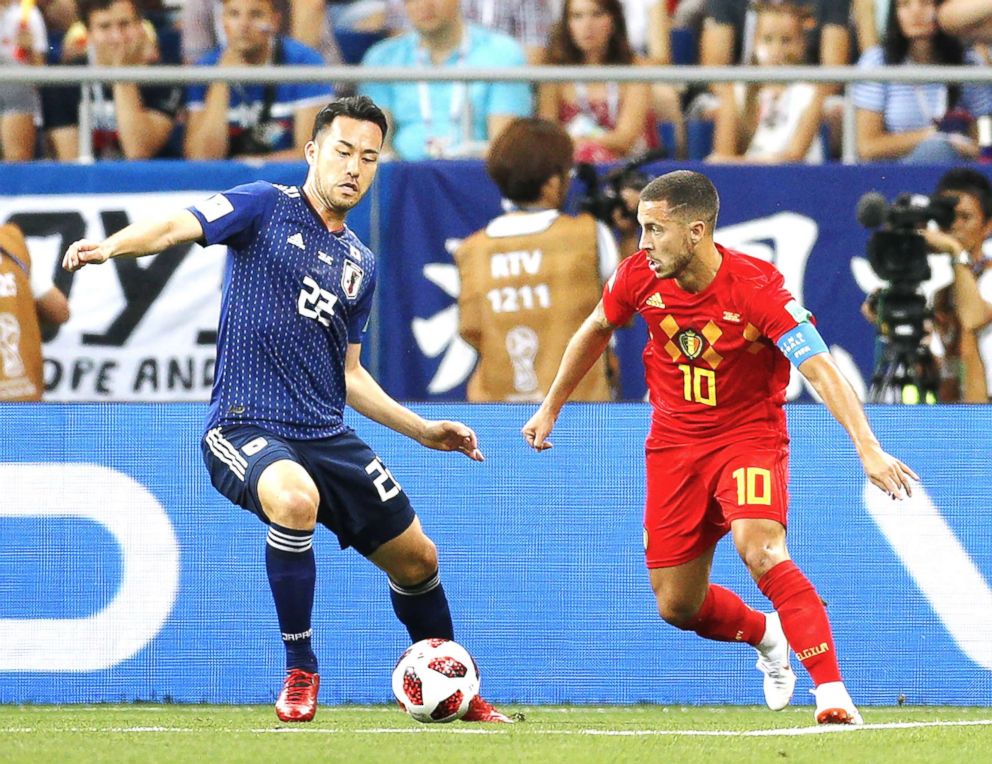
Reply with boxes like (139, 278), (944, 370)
(63, 240), (111, 272)
(521, 408), (556, 452)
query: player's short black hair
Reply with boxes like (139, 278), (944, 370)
(311, 96), (388, 143)
(640, 170), (720, 227)
(486, 118), (573, 204)
(935, 167), (992, 221)
(79, 0), (140, 24)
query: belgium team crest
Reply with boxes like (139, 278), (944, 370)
(677, 328), (704, 360)
(341, 260), (364, 300)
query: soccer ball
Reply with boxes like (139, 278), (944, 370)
(391, 638), (480, 723)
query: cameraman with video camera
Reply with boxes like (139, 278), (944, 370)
(454, 117), (620, 402)
(924, 168), (992, 402)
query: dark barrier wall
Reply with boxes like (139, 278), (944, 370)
(1, 403), (990, 705)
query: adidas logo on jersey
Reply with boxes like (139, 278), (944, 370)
(646, 293), (666, 309)
(288, 233), (305, 250)
(274, 184), (301, 198)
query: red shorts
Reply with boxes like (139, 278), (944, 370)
(643, 438), (790, 569)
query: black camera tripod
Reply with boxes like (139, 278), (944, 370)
(867, 336), (938, 404)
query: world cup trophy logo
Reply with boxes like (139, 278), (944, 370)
(505, 325), (539, 396)
(0, 312), (25, 378)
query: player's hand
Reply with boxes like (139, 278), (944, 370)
(860, 444), (919, 500)
(62, 239), (112, 272)
(420, 420), (484, 462)
(521, 407), (556, 452)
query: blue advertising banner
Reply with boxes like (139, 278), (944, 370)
(1, 160), (986, 402)
(373, 161), (991, 402)
(1, 403), (989, 706)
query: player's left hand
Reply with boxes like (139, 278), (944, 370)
(420, 420), (484, 462)
(861, 445), (919, 500)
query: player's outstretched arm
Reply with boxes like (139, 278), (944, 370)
(522, 301), (616, 452)
(344, 344), (483, 462)
(798, 353), (920, 499)
(62, 210), (204, 272)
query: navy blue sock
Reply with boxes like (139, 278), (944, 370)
(389, 570), (454, 642)
(265, 523), (318, 673)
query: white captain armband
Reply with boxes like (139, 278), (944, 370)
(775, 322), (829, 368)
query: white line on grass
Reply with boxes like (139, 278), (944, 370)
(3, 720), (991, 737)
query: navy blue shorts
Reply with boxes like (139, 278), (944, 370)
(201, 423), (416, 556)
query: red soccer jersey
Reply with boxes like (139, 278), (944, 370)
(603, 244), (810, 443)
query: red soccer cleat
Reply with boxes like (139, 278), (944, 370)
(461, 695), (513, 723)
(275, 669), (320, 722)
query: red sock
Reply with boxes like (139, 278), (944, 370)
(758, 560), (842, 686)
(685, 585), (766, 645)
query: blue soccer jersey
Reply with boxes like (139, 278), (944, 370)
(188, 181), (376, 439)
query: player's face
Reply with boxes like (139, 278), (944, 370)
(306, 116), (383, 215)
(945, 192), (992, 254)
(637, 199), (698, 279)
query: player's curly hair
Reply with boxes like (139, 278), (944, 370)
(640, 170), (720, 227)
(486, 118), (573, 204)
(311, 96), (389, 143)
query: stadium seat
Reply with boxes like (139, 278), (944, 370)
(336, 30), (387, 65)
(686, 120), (714, 160)
(670, 28), (698, 66)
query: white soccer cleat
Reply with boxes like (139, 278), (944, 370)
(754, 611), (796, 711)
(812, 681), (864, 725)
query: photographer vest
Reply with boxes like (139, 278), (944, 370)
(0, 224), (43, 401)
(455, 210), (612, 402)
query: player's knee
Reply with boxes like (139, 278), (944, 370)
(266, 486), (319, 529)
(390, 539), (439, 587)
(739, 543), (787, 580)
(655, 595), (700, 629)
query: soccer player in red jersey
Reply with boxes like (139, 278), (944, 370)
(522, 170), (918, 725)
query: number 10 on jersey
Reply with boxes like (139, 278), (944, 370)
(677, 364), (717, 406)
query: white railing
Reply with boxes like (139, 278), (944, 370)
(3, 64), (989, 164)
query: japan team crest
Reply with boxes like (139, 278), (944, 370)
(342, 260), (364, 300)
(677, 329), (704, 360)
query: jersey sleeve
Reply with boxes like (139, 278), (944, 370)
(187, 181), (274, 251)
(346, 264), (376, 343)
(601, 256), (637, 327)
(744, 268), (814, 344)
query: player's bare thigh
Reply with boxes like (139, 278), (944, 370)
(731, 517), (790, 582)
(649, 546), (716, 626)
(366, 516), (438, 587)
(256, 459), (320, 530)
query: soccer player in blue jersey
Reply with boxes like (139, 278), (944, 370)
(62, 95), (511, 724)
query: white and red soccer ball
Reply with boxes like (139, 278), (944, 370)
(391, 638), (480, 723)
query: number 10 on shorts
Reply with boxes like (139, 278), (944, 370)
(732, 467), (771, 505)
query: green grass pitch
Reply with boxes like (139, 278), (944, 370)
(2, 705), (991, 763)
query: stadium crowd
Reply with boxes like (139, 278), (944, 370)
(0, 0), (989, 163)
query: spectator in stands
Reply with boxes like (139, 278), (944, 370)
(937, 0), (992, 42)
(37, 0), (80, 42)
(183, 0), (342, 64)
(708, 2), (823, 164)
(455, 117), (619, 402)
(539, 0), (666, 163)
(851, 0), (889, 52)
(926, 168), (992, 402)
(184, 0), (333, 160)
(42, 0), (183, 160)
(0, 0), (47, 160)
(359, 0), (532, 160)
(852, 0), (992, 163)
(697, 0), (850, 160)
(0, 222), (70, 401)
(381, 0), (552, 63)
